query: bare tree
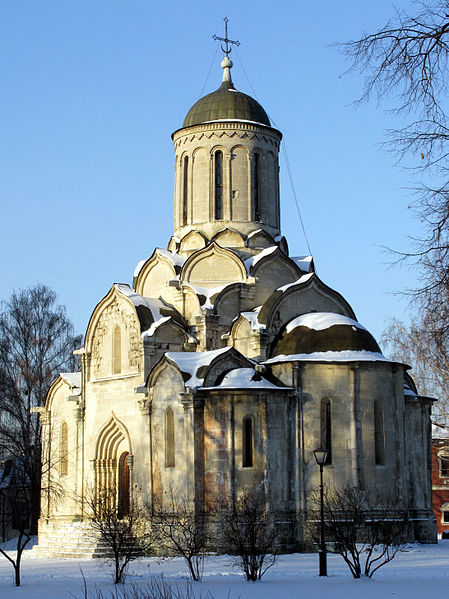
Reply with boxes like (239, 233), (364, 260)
(0, 284), (81, 585)
(341, 3), (449, 312)
(151, 492), (208, 582)
(0, 458), (34, 586)
(218, 488), (278, 582)
(381, 308), (449, 424)
(307, 486), (406, 578)
(85, 486), (150, 584)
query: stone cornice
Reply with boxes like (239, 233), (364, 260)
(173, 121), (281, 150)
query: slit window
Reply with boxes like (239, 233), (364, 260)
(215, 150), (223, 220)
(165, 407), (175, 468)
(374, 398), (385, 465)
(320, 398), (332, 464)
(112, 325), (121, 374)
(182, 155), (188, 225)
(253, 153), (260, 220)
(60, 421), (68, 476)
(242, 415), (253, 468)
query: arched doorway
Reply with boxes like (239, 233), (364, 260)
(118, 451), (130, 519)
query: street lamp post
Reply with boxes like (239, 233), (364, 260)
(313, 448), (329, 577)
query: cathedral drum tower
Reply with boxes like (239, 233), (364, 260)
(34, 24), (436, 557)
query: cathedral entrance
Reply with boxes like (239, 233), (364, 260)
(118, 451), (130, 519)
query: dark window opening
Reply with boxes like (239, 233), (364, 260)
(254, 153), (260, 221)
(320, 398), (332, 464)
(441, 457), (449, 477)
(242, 416), (253, 468)
(182, 155), (188, 225)
(443, 510), (449, 523)
(118, 452), (130, 519)
(374, 398), (386, 466)
(215, 151), (223, 220)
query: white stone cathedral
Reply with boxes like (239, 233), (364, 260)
(35, 41), (436, 557)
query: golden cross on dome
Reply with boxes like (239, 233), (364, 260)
(212, 17), (240, 57)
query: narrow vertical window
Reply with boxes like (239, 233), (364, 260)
(118, 452), (130, 519)
(112, 325), (121, 374)
(60, 421), (68, 476)
(182, 155), (189, 225)
(320, 398), (332, 464)
(253, 152), (260, 220)
(165, 407), (175, 468)
(441, 457), (449, 477)
(215, 150), (223, 219)
(242, 416), (253, 467)
(374, 398), (385, 465)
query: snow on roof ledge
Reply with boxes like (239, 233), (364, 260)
(264, 350), (391, 365)
(240, 307), (265, 331)
(165, 347), (231, 388)
(284, 312), (367, 334)
(200, 368), (291, 390)
(244, 246), (277, 273)
(60, 372), (82, 393)
(277, 272), (313, 292)
(292, 255), (313, 272)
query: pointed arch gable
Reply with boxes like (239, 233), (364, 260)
(201, 347), (254, 387)
(211, 228), (245, 249)
(134, 249), (179, 297)
(85, 285), (146, 379)
(45, 375), (71, 412)
(146, 355), (186, 391)
(179, 230), (208, 255)
(248, 246), (299, 279)
(246, 229), (275, 249)
(258, 273), (356, 331)
(181, 242), (247, 287)
(95, 413), (132, 461)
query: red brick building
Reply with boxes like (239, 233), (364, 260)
(432, 437), (449, 536)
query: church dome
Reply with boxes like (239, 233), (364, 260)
(182, 56), (270, 128)
(183, 80), (270, 128)
(271, 312), (382, 358)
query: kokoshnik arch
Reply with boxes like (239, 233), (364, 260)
(33, 26), (436, 556)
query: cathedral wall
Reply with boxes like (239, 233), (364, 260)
(83, 373), (146, 494)
(271, 361), (406, 500)
(150, 365), (187, 507)
(44, 383), (80, 521)
(404, 394), (436, 540)
(202, 392), (295, 512)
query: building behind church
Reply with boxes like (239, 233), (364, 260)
(34, 41), (437, 557)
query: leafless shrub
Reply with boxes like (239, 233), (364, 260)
(217, 488), (278, 581)
(307, 485), (406, 578)
(72, 574), (221, 599)
(85, 486), (151, 584)
(151, 492), (208, 582)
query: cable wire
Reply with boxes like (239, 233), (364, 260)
(198, 46), (219, 99)
(235, 50), (313, 257)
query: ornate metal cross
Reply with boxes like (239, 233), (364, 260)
(213, 17), (240, 57)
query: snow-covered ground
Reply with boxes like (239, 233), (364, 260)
(1, 539), (448, 598)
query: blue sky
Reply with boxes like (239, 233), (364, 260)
(0, 0), (421, 344)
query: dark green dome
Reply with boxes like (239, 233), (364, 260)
(271, 313), (382, 358)
(183, 80), (270, 128)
